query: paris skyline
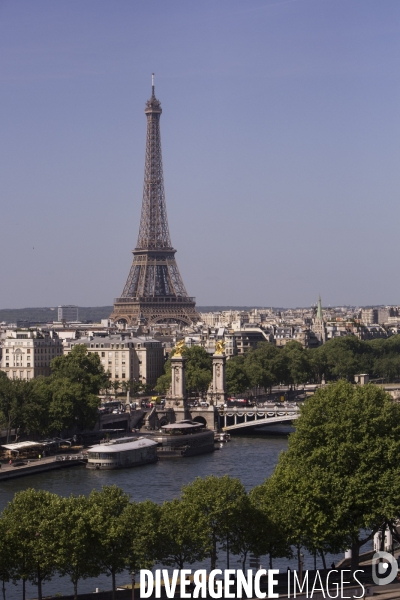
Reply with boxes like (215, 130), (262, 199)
(1, 1), (399, 309)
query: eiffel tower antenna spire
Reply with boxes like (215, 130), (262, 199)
(110, 79), (199, 327)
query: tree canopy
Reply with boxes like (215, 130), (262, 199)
(155, 334), (400, 399)
(2, 489), (62, 600)
(257, 380), (400, 569)
(181, 475), (247, 569)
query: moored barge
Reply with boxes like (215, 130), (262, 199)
(86, 437), (158, 469)
(151, 420), (215, 458)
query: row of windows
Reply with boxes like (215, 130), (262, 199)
(106, 360), (127, 364)
(106, 371), (129, 379)
(6, 371), (32, 380)
(6, 341), (62, 347)
(89, 343), (132, 349)
(4, 348), (61, 354)
(89, 453), (119, 460)
(5, 362), (50, 368)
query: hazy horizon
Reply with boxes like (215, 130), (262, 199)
(1, 1), (399, 309)
(0, 302), (393, 315)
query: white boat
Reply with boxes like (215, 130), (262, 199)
(86, 437), (158, 470)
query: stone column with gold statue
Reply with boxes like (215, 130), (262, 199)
(165, 340), (188, 411)
(207, 340), (227, 405)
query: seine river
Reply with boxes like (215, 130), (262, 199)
(0, 435), (351, 599)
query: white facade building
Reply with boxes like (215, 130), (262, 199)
(0, 329), (63, 380)
(63, 335), (164, 386)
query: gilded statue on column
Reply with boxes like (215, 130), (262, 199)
(215, 340), (225, 355)
(174, 339), (185, 357)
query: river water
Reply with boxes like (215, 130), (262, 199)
(0, 435), (357, 599)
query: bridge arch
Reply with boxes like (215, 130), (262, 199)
(193, 416), (207, 427)
(116, 317), (128, 325)
(150, 315), (192, 327)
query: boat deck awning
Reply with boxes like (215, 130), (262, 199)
(87, 438), (157, 453)
(2, 441), (45, 454)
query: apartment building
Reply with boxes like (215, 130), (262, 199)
(0, 329), (63, 380)
(63, 335), (164, 386)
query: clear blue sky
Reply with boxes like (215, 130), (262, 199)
(1, 0), (399, 309)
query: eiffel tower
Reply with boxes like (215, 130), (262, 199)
(110, 76), (199, 327)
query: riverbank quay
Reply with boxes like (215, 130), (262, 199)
(0, 454), (85, 481)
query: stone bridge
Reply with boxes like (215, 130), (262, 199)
(219, 405), (301, 432)
(144, 405), (217, 431)
(97, 409), (147, 432)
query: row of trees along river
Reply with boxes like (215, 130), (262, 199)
(1, 381), (400, 600)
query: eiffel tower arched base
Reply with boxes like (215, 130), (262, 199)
(110, 296), (199, 327)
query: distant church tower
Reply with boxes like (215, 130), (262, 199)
(110, 76), (199, 327)
(313, 295), (327, 344)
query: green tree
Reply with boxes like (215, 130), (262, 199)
(185, 346), (212, 396)
(120, 380), (130, 397)
(158, 499), (207, 569)
(50, 344), (108, 394)
(24, 377), (52, 436)
(264, 380), (400, 569)
(225, 492), (291, 571)
(319, 337), (372, 381)
(88, 486), (130, 600)
(2, 489), (61, 600)
(0, 378), (33, 442)
(244, 343), (279, 393)
(31, 345), (108, 434)
(142, 382), (153, 395)
(0, 517), (17, 600)
(154, 373), (171, 395)
(253, 468), (333, 571)
(374, 355), (400, 380)
(128, 379), (144, 397)
(248, 486), (292, 568)
(226, 356), (250, 395)
(368, 335), (400, 380)
(100, 377), (112, 396)
(122, 500), (161, 600)
(181, 475), (246, 570)
(308, 346), (327, 384)
(110, 380), (121, 398)
(222, 495), (257, 570)
(54, 495), (101, 600)
(281, 341), (312, 388)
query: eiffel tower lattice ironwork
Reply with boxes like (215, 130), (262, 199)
(110, 76), (199, 327)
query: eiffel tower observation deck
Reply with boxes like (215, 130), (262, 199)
(110, 76), (199, 327)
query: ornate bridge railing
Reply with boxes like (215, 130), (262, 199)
(219, 405), (302, 431)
